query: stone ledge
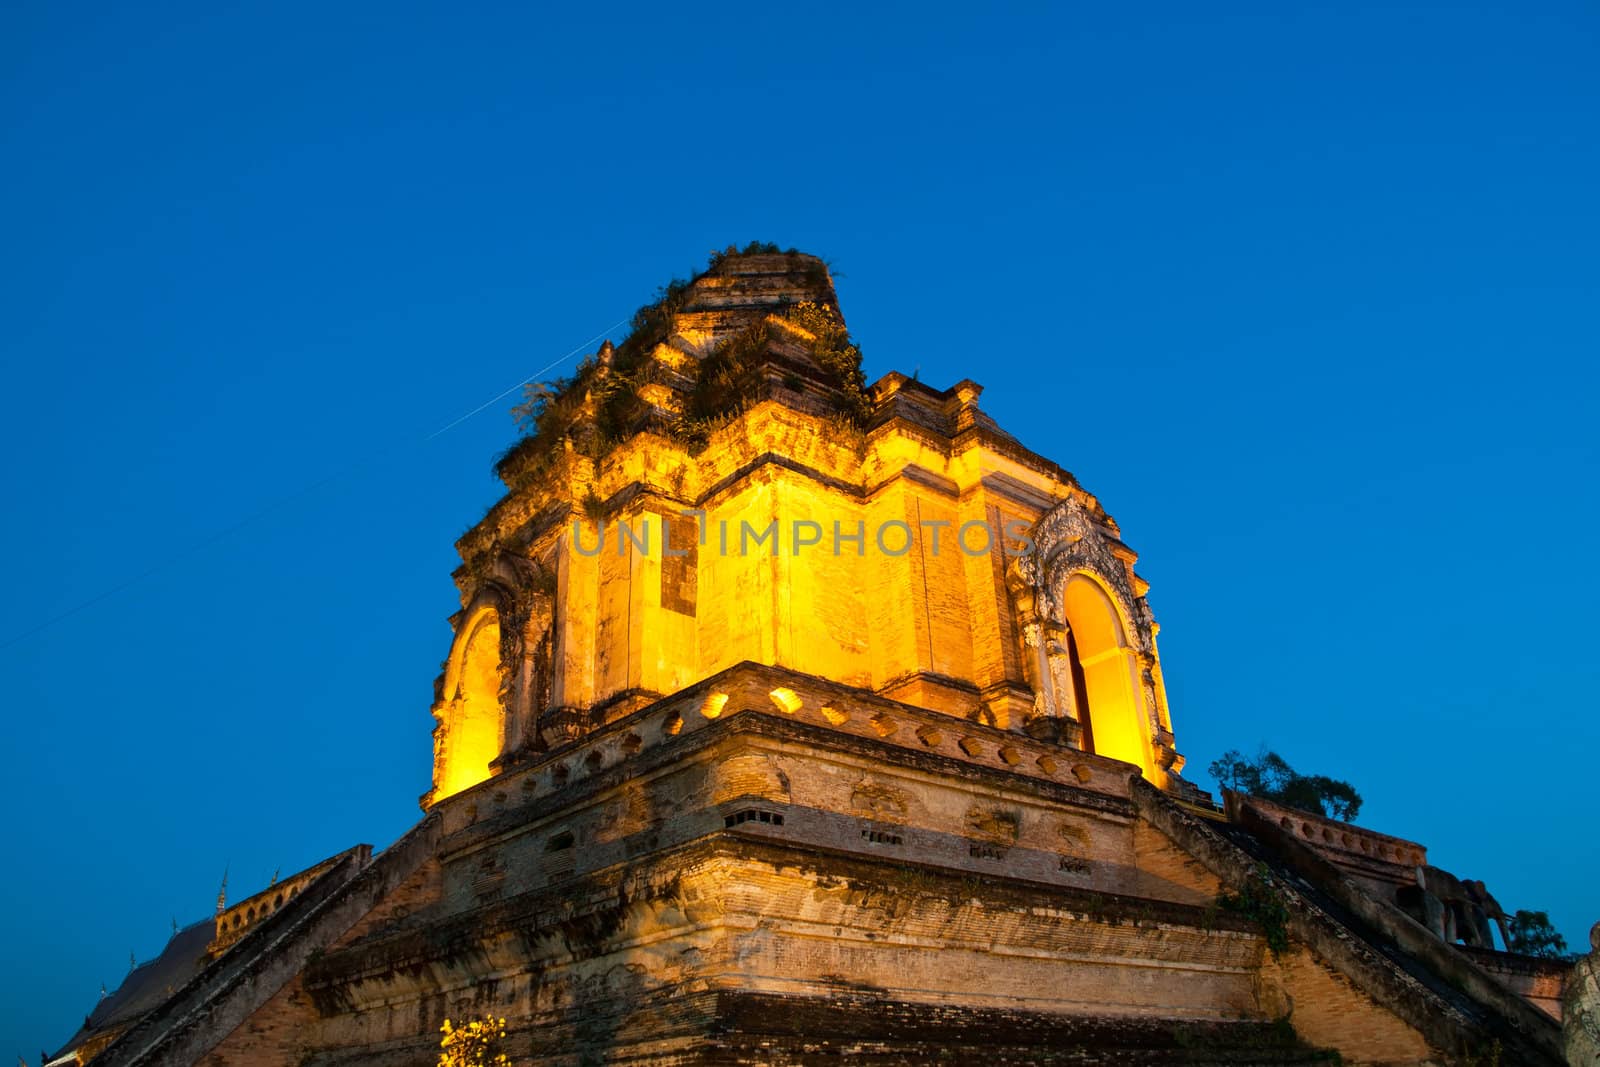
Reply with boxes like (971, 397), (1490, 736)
(305, 833), (1262, 994)
(431, 659), (1146, 844)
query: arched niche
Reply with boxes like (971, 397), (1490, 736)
(1061, 574), (1150, 775)
(434, 605), (505, 800)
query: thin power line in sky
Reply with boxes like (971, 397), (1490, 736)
(0, 318), (629, 654)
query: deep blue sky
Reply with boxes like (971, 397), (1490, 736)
(3, 1), (1596, 1057)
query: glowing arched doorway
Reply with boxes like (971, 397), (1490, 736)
(436, 609), (505, 799)
(1062, 575), (1151, 776)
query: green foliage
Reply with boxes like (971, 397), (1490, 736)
(1209, 748), (1363, 822)
(684, 319), (775, 425)
(783, 301), (870, 423)
(1216, 863), (1292, 958)
(680, 301), (870, 439)
(498, 247), (867, 481)
(705, 239), (795, 271)
(613, 277), (694, 369)
(1506, 909), (1568, 958)
(499, 255), (727, 484)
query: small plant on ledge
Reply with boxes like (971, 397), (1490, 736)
(1216, 862), (1293, 959)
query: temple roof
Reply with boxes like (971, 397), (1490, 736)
(51, 920), (213, 1062)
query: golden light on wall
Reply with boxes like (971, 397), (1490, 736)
(1062, 575), (1152, 778)
(433, 610), (504, 801)
(769, 687), (803, 714)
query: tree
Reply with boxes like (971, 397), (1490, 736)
(1506, 910), (1568, 958)
(438, 1017), (512, 1067)
(1208, 748), (1363, 822)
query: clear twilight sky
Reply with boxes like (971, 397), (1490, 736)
(3, 1), (1596, 1057)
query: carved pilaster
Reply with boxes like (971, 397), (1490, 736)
(1043, 621), (1082, 725)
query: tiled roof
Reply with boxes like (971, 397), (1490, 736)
(52, 919), (214, 1060)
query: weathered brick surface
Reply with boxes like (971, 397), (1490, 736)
(1267, 948), (1434, 1064)
(68, 663), (1567, 1067)
(1459, 944), (1571, 1020)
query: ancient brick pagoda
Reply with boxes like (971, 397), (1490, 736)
(48, 250), (1579, 1065)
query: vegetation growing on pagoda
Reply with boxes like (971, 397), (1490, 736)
(495, 244), (869, 489)
(675, 300), (870, 447)
(1214, 863), (1293, 958)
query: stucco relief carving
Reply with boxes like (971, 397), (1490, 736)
(1044, 623), (1081, 722)
(1015, 497), (1150, 657)
(1054, 819), (1090, 849)
(1015, 609), (1051, 721)
(966, 806), (1022, 844)
(1007, 496), (1181, 774)
(851, 779), (911, 823)
(1008, 497), (1148, 717)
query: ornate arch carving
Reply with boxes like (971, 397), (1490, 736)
(428, 595), (507, 804)
(459, 549), (559, 762)
(1012, 498), (1148, 656)
(428, 548), (561, 804)
(1006, 496), (1180, 776)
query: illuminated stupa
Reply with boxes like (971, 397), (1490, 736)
(428, 248), (1185, 807)
(47, 249), (1572, 1066)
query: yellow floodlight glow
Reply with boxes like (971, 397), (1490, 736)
(769, 687), (803, 714)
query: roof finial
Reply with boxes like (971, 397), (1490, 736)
(215, 863), (229, 916)
(269, 866), (280, 887)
